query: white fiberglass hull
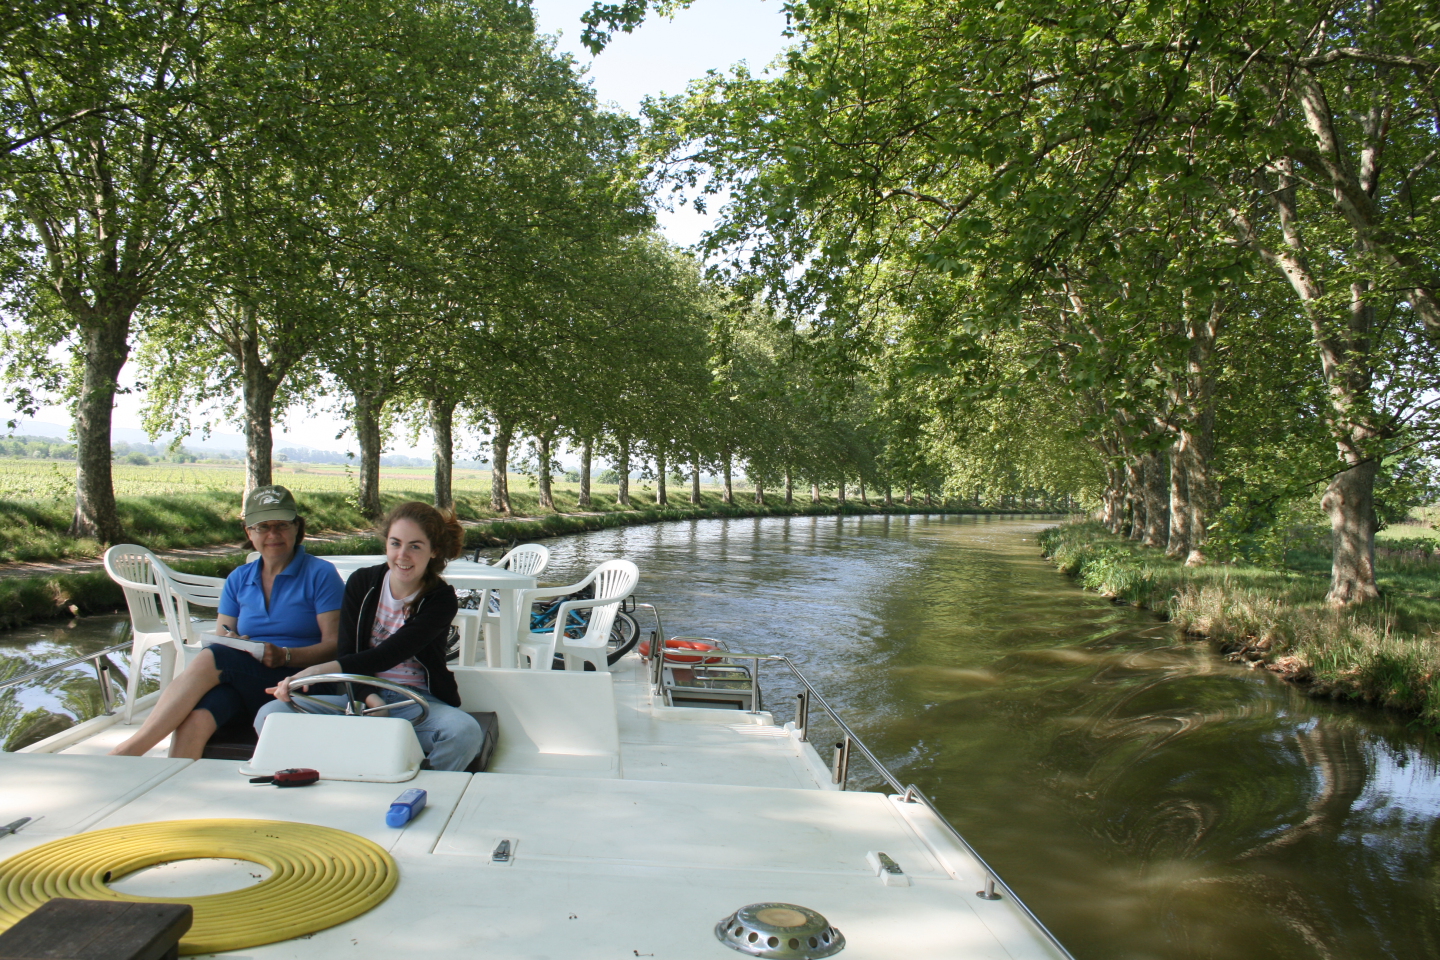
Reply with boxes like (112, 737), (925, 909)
(2, 654), (1068, 959)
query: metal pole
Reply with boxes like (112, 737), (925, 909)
(831, 737), (850, 790)
(795, 690), (809, 740)
(92, 656), (115, 716)
(977, 875), (1001, 900)
(0, 641), (133, 691)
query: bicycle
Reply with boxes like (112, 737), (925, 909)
(527, 586), (640, 666)
(449, 588), (639, 666)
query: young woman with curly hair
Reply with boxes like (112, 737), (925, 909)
(258, 501), (483, 771)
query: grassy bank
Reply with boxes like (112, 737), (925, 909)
(1, 499), (1053, 630)
(1038, 520), (1440, 725)
(0, 459), (733, 563)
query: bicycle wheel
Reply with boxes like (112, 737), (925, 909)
(606, 611), (640, 664)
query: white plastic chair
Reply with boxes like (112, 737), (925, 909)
(496, 543), (551, 578)
(103, 545), (188, 722)
(164, 567), (224, 666)
(516, 559), (639, 672)
(456, 544), (552, 667)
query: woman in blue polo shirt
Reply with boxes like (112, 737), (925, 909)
(110, 485), (344, 759)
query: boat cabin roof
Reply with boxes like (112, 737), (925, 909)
(3, 655), (1067, 959)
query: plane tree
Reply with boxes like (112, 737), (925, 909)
(638, 0), (1439, 603)
(0, 0), (246, 539)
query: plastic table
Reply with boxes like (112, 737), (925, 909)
(323, 557), (537, 668)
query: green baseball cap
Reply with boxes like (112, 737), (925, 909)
(243, 485), (298, 525)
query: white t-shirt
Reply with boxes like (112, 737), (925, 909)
(371, 572), (428, 690)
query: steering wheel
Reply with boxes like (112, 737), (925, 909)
(284, 672), (431, 724)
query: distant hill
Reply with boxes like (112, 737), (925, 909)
(11, 420), (255, 454)
(5, 422), (487, 470)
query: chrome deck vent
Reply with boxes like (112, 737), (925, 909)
(715, 903), (844, 958)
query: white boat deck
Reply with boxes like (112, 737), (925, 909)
(612, 659), (829, 789)
(2, 653), (1068, 959)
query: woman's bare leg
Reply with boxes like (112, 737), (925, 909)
(109, 650), (222, 756)
(168, 709), (219, 760)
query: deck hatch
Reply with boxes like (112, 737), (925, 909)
(715, 902), (845, 958)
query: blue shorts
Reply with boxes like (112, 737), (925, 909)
(195, 645), (299, 727)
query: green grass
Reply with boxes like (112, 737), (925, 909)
(0, 458), (750, 563)
(1038, 520), (1440, 725)
(0, 456), (1059, 564)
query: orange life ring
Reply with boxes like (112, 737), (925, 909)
(640, 637), (724, 664)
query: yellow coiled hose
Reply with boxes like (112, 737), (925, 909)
(0, 819), (397, 955)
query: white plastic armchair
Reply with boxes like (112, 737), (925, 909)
(496, 543), (551, 577)
(516, 559), (638, 672)
(163, 567), (224, 667)
(455, 543), (552, 667)
(103, 545), (188, 722)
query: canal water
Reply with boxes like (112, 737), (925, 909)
(3, 514), (1436, 959)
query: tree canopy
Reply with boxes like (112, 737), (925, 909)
(3, 0), (1435, 608)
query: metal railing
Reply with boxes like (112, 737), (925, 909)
(645, 643), (1076, 960)
(0, 641), (129, 717)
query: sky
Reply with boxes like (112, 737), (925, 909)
(5, 0), (792, 458)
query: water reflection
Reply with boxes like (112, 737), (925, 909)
(5, 515), (1438, 958)
(538, 514), (1440, 960)
(0, 614), (150, 751)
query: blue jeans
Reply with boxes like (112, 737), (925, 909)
(254, 688), (484, 772)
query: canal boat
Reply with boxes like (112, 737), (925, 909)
(0, 590), (1073, 959)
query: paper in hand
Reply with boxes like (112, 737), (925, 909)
(201, 632), (266, 660)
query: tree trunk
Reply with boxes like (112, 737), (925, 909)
(1184, 418), (1214, 565)
(784, 467), (793, 505)
(1101, 465), (1124, 533)
(1123, 459), (1145, 540)
(578, 437), (592, 509)
(904, 482), (913, 505)
(1166, 445), (1190, 559)
(656, 453), (668, 506)
(1323, 457), (1380, 605)
(721, 447), (733, 504)
(616, 434), (631, 507)
(924, 490), (933, 507)
(353, 391), (384, 520)
(690, 452), (701, 505)
(811, 482), (821, 504)
(536, 430), (554, 510)
(884, 484), (892, 506)
(1232, 162), (1385, 602)
(70, 320), (130, 542)
(239, 341), (278, 497)
(1175, 294), (1221, 565)
(858, 480), (868, 506)
(430, 398), (454, 510)
(490, 417), (512, 515)
(1141, 451), (1169, 548)
(1316, 288), (1383, 604)
(754, 478), (765, 506)
(837, 481), (846, 506)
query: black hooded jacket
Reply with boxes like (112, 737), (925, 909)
(334, 563), (461, 707)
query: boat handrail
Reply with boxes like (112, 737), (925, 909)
(634, 603), (666, 689)
(0, 640), (128, 717)
(647, 643), (1076, 960)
